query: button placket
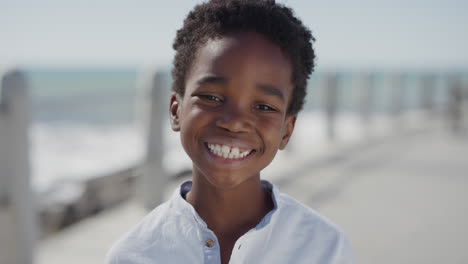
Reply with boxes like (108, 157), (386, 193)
(203, 236), (221, 264)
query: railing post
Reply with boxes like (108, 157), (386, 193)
(138, 69), (168, 209)
(389, 72), (405, 128)
(0, 69), (36, 264)
(323, 72), (339, 141)
(421, 74), (436, 118)
(355, 72), (375, 136)
(447, 74), (464, 133)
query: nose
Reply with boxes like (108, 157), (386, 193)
(215, 103), (254, 133)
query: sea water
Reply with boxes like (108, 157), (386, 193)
(27, 68), (143, 193)
(25, 67), (454, 194)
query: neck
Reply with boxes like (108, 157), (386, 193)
(186, 173), (273, 234)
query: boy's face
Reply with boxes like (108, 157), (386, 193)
(170, 31), (296, 189)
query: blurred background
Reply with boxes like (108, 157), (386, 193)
(1, 0), (467, 263)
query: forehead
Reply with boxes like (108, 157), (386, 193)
(187, 31), (293, 96)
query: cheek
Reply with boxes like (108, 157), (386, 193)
(179, 105), (204, 129)
(184, 103), (210, 119)
(179, 129), (191, 154)
(258, 118), (285, 144)
(178, 107), (210, 151)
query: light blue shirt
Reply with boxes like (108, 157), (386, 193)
(106, 181), (354, 264)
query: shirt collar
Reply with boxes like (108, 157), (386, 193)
(170, 181), (208, 228)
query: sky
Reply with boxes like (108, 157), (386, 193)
(1, 0), (468, 69)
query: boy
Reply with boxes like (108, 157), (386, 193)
(106, 0), (354, 263)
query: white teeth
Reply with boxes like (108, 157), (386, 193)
(206, 143), (252, 160)
(231, 147), (240, 157)
(221, 145), (230, 156)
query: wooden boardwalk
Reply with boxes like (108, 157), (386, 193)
(278, 128), (468, 264)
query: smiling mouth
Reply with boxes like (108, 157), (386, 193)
(205, 143), (255, 159)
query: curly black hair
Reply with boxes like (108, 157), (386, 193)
(172, 0), (315, 115)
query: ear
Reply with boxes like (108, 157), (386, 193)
(169, 93), (181, 131)
(279, 115), (296, 150)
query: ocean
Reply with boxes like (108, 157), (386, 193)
(24, 67), (458, 193)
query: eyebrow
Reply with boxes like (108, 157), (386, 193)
(196, 75), (227, 86)
(256, 84), (285, 103)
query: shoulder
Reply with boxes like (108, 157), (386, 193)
(104, 200), (178, 264)
(272, 190), (355, 263)
(275, 190), (341, 234)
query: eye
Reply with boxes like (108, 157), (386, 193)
(197, 94), (223, 102)
(256, 104), (277, 112)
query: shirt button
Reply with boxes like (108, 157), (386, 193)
(205, 238), (215, 248)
